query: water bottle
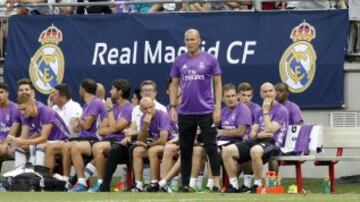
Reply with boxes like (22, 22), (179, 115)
(0, 182), (6, 192)
(322, 176), (331, 194)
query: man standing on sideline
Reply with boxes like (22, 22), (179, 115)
(169, 28), (222, 192)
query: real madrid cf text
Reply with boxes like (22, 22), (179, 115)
(91, 40), (257, 65)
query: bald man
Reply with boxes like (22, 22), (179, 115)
(131, 97), (175, 192)
(221, 82), (288, 193)
(169, 28), (222, 192)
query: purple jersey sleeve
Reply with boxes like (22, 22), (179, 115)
(86, 98), (108, 120)
(236, 104), (252, 127)
(117, 103), (133, 123)
(210, 54), (222, 75)
(170, 57), (181, 78)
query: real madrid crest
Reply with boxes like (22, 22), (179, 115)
(279, 21), (317, 93)
(29, 24), (65, 94)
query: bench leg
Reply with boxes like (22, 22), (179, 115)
(295, 163), (303, 193)
(329, 163), (335, 193)
(222, 167), (229, 188)
(126, 164), (133, 189)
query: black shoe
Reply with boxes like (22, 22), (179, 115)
(177, 186), (195, 193)
(34, 165), (51, 177)
(146, 183), (160, 192)
(99, 184), (110, 192)
(159, 185), (168, 192)
(129, 186), (142, 192)
(211, 186), (221, 193)
(238, 185), (251, 193)
(250, 185), (259, 193)
(225, 185), (239, 193)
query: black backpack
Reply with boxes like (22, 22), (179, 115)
(2, 172), (42, 192)
(2, 166), (67, 192)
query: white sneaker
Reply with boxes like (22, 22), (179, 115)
(3, 167), (24, 177)
(53, 173), (64, 181)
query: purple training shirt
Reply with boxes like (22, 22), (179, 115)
(140, 110), (174, 141)
(283, 100), (303, 125)
(0, 101), (18, 141)
(22, 102), (69, 141)
(255, 102), (289, 147)
(102, 102), (133, 141)
(170, 52), (222, 115)
(218, 103), (252, 142)
(80, 97), (108, 139)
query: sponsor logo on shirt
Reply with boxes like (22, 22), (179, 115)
(182, 70), (205, 81)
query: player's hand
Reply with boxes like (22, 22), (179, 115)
(105, 98), (113, 110)
(12, 137), (27, 146)
(143, 113), (153, 125)
(135, 141), (147, 148)
(262, 98), (272, 113)
(170, 107), (178, 123)
(120, 137), (131, 146)
(212, 108), (221, 124)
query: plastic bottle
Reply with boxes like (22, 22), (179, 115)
(322, 176), (331, 194)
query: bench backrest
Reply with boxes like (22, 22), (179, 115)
(323, 127), (360, 148)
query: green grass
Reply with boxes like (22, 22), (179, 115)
(0, 178), (358, 202)
(0, 192), (359, 202)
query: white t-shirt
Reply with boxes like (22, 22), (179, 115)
(52, 99), (83, 134)
(131, 100), (167, 132)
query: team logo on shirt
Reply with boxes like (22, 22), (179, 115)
(279, 21), (317, 93)
(29, 24), (65, 94)
(199, 62), (205, 69)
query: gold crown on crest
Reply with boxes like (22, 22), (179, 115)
(290, 20), (316, 42)
(38, 24), (63, 45)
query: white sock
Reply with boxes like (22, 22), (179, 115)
(206, 178), (214, 189)
(84, 162), (96, 180)
(14, 149), (27, 169)
(63, 176), (70, 183)
(97, 179), (103, 184)
(29, 145), (36, 165)
(35, 147), (45, 166)
(243, 175), (253, 188)
(159, 179), (167, 187)
(151, 179), (158, 184)
(196, 175), (204, 190)
(189, 177), (197, 189)
(254, 178), (262, 186)
(230, 177), (239, 189)
(143, 166), (151, 184)
(78, 178), (87, 186)
(135, 181), (143, 190)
